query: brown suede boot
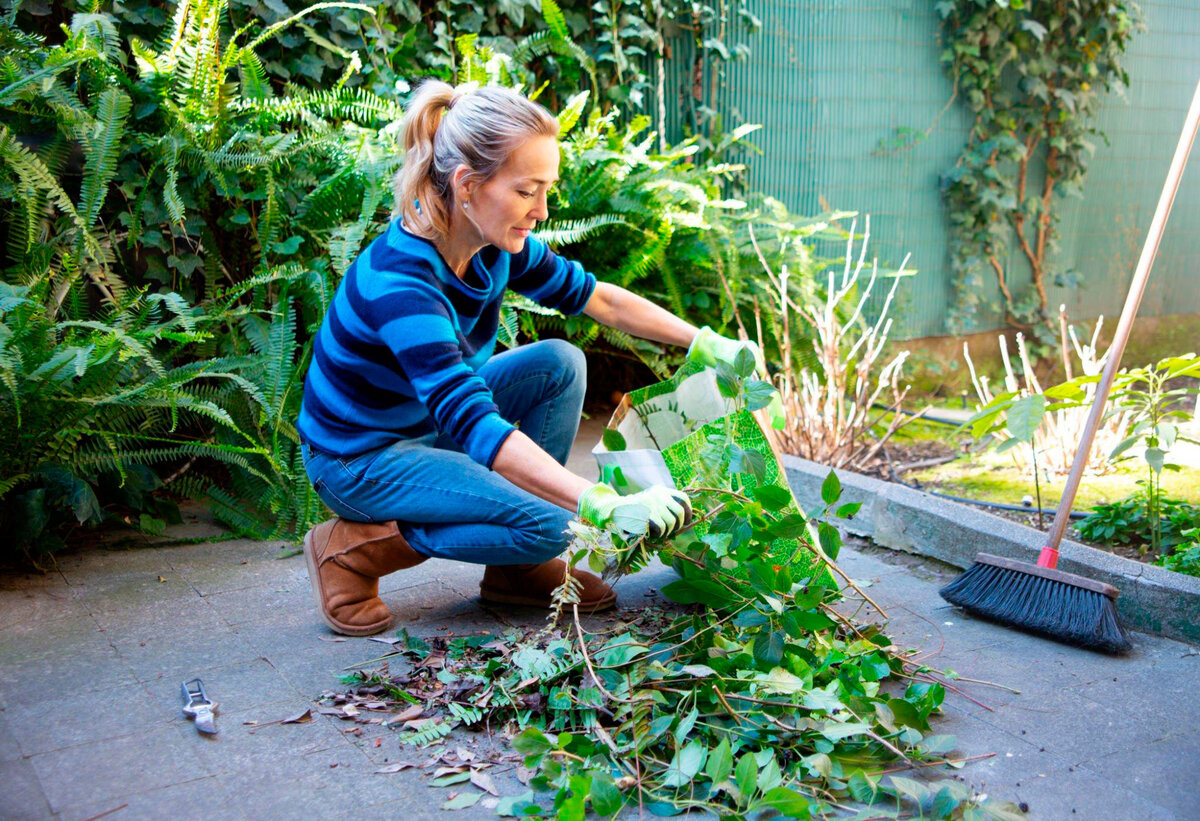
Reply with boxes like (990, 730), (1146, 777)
(480, 559), (617, 613)
(303, 519), (427, 636)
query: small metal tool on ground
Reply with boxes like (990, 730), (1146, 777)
(181, 678), (218, 735)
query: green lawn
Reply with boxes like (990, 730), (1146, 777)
(908, 447), (1200, 510)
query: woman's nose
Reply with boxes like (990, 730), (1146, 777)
(531, 193), (549, 221)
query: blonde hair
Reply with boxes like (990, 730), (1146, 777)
(395, 81), (559, 239)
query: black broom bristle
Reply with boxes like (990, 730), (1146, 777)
(939, 557), (1131, 654)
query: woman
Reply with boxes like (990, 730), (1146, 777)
(298, 81), (763, 636)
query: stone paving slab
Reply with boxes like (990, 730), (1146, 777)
(1, 423), (1198, 818)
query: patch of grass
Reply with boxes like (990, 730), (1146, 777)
(871, 413), (957, 445)
(908, 450), (1200, 510)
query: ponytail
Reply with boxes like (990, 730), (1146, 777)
(394, 81), (559, 240)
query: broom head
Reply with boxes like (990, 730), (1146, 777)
(939, 553), (1131, 654)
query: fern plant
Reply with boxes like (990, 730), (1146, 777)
(0, 278), (269, 564)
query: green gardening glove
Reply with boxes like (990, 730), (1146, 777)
(687, 326), (766, 373)
(688, 327), (787, 430)
(578, 483), (692, 540)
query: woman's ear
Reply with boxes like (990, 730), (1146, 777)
(451, 164), (475, 205)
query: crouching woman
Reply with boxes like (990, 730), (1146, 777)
(297, 81), (762, 635)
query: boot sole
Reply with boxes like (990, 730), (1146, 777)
(479, 586), (617, 613)
(303, 530), (392, 637)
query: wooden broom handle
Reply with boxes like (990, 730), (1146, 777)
(1041, 77), (1200, 565)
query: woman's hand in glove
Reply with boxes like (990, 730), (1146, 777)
(578, 484), (692, 540)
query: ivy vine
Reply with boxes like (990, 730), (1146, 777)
(938, 0), (1140, 342)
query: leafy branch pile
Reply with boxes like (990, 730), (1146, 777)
(325, 396), (1022, 818)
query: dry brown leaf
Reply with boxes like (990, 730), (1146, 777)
(470, 769), (499, 796)
(386, 705), (424, 724)
(374, 762), (414, 774)
(362, 701), (388, 710)
(316, 707), (344, 716)
(317, 636), (347, 643)
(341, 705), (360, 718)
(433, 766), (467, 778)
(282, 709), (312, 724)
(516, 766), (533, 785)
(455, 747), (475, 762)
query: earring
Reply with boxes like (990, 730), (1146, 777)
(462, 201), (470, 210)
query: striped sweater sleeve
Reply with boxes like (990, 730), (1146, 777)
(508, 235), (597, 315)
(364, 282), (516, 468)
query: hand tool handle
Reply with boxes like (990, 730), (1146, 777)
(1039, 76), (1200, 569)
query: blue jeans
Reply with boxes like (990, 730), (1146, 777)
(301, 339), (585, 566)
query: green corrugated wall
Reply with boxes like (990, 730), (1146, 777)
(655, 0), (1200, 338)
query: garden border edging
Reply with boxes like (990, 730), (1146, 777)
(782, 454), (1200, 646)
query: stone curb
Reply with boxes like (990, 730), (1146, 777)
(782, 454), (1200, 646)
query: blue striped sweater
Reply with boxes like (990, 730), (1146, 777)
(298, 220), (597, 467)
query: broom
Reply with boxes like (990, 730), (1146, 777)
(940, 77), (1200, 654)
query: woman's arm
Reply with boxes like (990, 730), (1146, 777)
(489, 284), (708, 512)
(582, 281), (699, 349)
(491, 429), (595, 511)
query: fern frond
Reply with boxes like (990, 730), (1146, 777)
(78, 88), (130, 229)
(535, 214), (629, 248)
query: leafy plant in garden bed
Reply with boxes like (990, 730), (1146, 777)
(1076, 495), (1200, 557)
(1157, 536), (1200, 579)
(0, 279), (270, 564)
(962, 312), (1130, 476)
(1104, 355), (1200, 560)
(742, 214), (926, 471)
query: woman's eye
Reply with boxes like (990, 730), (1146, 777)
(517, 190), (534, 198)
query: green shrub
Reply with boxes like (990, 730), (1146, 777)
(1158, 536), (1200, 578)
(1076, 494), (1200, 555)
(0, 279), (270, 563)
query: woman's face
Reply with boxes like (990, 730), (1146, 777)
(460, 135), (559, 254)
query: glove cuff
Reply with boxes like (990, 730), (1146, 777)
(578, 483), (619, 524)
(687, 326), (717, 365)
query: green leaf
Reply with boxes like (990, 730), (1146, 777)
(496, 791), (541, 816)
(753, 786), (810, 818)
(662, 740), (707, 788)
(847, 770), (880, 804)
(661, 579), (734, 608)
(602, 428), (627, 452)
(1146, 447), (1165, 474)
(733, 752), (758, 800)
(887, 775), (930, 806)
(821, 721), (870, 741)
(733, 346), (757, 378)
(817, 521), (841, 561)
(753, 630), (785, 666)
(674, 708), (698, 744)
(271, 235), (303, 255)
(918, 734), (958, 755)
(705, 737), (733, 785)
(589, 771), (623, 816)
(1005, 394), (1046, 443)
(835, 501), (861, 519)
(742, 378), (777, 411)
(752, 484), (793, 511)
(820, 470), (842, 505)
(511, 726), (555, 755)
(431, 771), (472, 786)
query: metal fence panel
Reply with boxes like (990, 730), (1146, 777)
(655, 0), (1200, 338)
